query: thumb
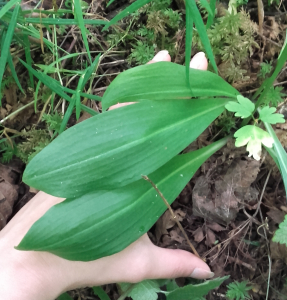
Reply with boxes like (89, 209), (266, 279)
(146, 245), (214, 280)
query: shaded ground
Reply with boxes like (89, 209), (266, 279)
(1, 0), (287, 299)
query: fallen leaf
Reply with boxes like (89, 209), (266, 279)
(205, 228), (216, 247)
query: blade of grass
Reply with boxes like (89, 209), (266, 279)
(185, 5), (193, 88)
(25, 18), (108, 25)
(206, 0), (216, 29)
(103, 0), (153, 31)
(7, 52), (24, 94)
(186, 0), (217, 73)
(254, 43), (287, 108)
(264, 122), (287, 198)
(0, 3), (20, 105)
(22, 34), (34, 89)
(73, 0), (92, 63)
(76, 75), (85, 120)
(92, 287), (111, 300)
(0, 0), (20, 19)
(199, 0), (213, 15)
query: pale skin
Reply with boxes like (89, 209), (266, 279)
(0, 51), (210, 300)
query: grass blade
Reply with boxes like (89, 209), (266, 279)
(254, 43), (287, 108)
(206, 0), (216, 29)
(22, 34), (34, 89)
(7, 52), (24, 94)
(264, 122), (287, 198)
(25, 18), (108, 25)
(0, 0), (20, 19)
(103, 0), (153, 31)
(0, 3), (20, 101)
(185, 4), (193, 87)
(93, 287), (111, 300)
(186, 0), (217, 73)
(73, 0), (91, 63)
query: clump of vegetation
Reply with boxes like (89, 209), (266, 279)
(194, 9), (258, 83)
(107, 0), (183, 65)
(226, 281), (252, 300)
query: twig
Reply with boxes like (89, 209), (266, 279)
(142, 175), (200, 258)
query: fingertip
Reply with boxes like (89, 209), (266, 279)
(189, 52), (208, 70)
(147, 50), (171, 64)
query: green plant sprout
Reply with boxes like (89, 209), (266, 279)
(225, 95), (284, 160)
(226, 280), (252, 300)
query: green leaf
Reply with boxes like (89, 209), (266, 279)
(25, 18), (107, 25)
(186, 0), (217, 73)
(258, 106), (285, 124)
(22, 34), (34, 89)
(234, 125), (274, 161)
(0, 3), (20, 103)
(185, 5), (193, 87)
(102, 0), (153, 31)
(206, 0), (216, 29)
(166, 276), (229, 300)
(92, 287), (111, 300)
(23, 98), (229, 198)
(264, 122), (287, 199)
(73, 0), (91, 63)
(102, 62), (239, 110)
(226, 281), (251, 300)
(0, 0), (20, 19)
(254, 41), (287, 109)
(225, 95), (255, 119)
(17, 138), (229, 260)
(57, 293), (73, 300)
(120, 280), (160, 300)
(273, 215), (287, 246)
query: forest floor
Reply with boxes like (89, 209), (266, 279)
(1, 0), (287, 299)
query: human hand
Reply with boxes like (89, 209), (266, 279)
(0, 51), (210, 300)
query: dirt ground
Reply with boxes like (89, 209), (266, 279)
(1, 0), (287, 299)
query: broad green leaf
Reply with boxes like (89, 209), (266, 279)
(234, 125), (273, 161)
(17, 138), (229, 260)
(225, 95), (255, 119)
(93, 287), (111, 300)
(0, 3), (20, 101)
(185, 5), (193, 87)
(166, 276), (229, 300)
(264, 122), (287, 199)
(73, 0), (91, 63)
(186, 0), (217, 73)
(273, 215), (287, 246)
(23, 98), (229, 198)
(120, 281), (160, 300)
(103, 0), (153, 31)
(0, 0), (20, 19)
(258, 106), (285, 124)
(102, 62), (239, 110)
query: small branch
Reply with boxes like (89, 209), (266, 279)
(142, 175), (200, 258)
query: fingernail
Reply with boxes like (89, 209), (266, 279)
(153, 50), (169, 62)
(189, 52), (206, 68)
(190, 268), (214, 279)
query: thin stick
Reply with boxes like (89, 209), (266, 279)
(142, 175), (200, 258)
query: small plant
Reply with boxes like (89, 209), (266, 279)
(258, 61), (273, 79)
(226, 280), (252, 300)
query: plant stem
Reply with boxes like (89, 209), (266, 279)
(142, 175), (200, 259)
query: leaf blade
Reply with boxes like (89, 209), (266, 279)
(17, 138), (229, 260)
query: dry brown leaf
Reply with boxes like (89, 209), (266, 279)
(270, 240), (287, 264)
(267, 208), (286, 224)
(205, 228), (216, 247)
(206, 222), (226, 232)
(193, 227), (204, 243)
(169, 229), (185, 244)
